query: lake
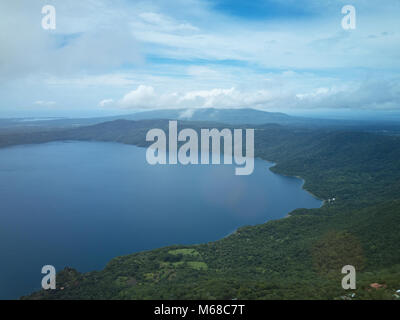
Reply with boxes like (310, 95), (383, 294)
(0, 141), (322, 299)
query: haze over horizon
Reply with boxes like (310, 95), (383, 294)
(1, 1), (400, 119)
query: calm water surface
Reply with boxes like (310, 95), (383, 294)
(0, 141), (322, 299)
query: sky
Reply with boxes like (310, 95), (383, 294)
(0, 0), (400, 118)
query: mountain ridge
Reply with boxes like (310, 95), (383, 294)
(3, 108), (398, 132)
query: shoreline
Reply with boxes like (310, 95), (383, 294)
(221, 158), (324, 239)
(267, 162), (324, 203)
(0, 139), (325, 299)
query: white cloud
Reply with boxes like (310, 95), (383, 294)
(179, 108), (197, 119)
(46, 74), (136, 87)
(99, 99), (114, 107)
(34, 101), (56, 106)
(111, 86), (275, 109)
(120, 85), (158, 108)
(186, 66), (220, 78)
(108, 75), (400, 111)
(116, 86), (250, 109)
(0, 1), (143, 81)
(138, 12), (199, 32)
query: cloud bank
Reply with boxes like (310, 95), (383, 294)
(1, 0), (400, 116)
(106, 76), (400, 111)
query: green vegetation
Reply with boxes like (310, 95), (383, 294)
(169, 249), (200, 257)
(2, 119), (398, 300)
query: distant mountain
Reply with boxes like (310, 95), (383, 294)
(127, 108), (293, 125)
(132, 108), (400, 131)
(2, 108), (400, 133)
(0, 108), (295, 128)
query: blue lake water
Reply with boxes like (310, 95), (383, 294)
(0, 141), (322, 299)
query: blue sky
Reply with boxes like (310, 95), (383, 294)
(0, 0), (400, 118)
(210, 0), (315, 20)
